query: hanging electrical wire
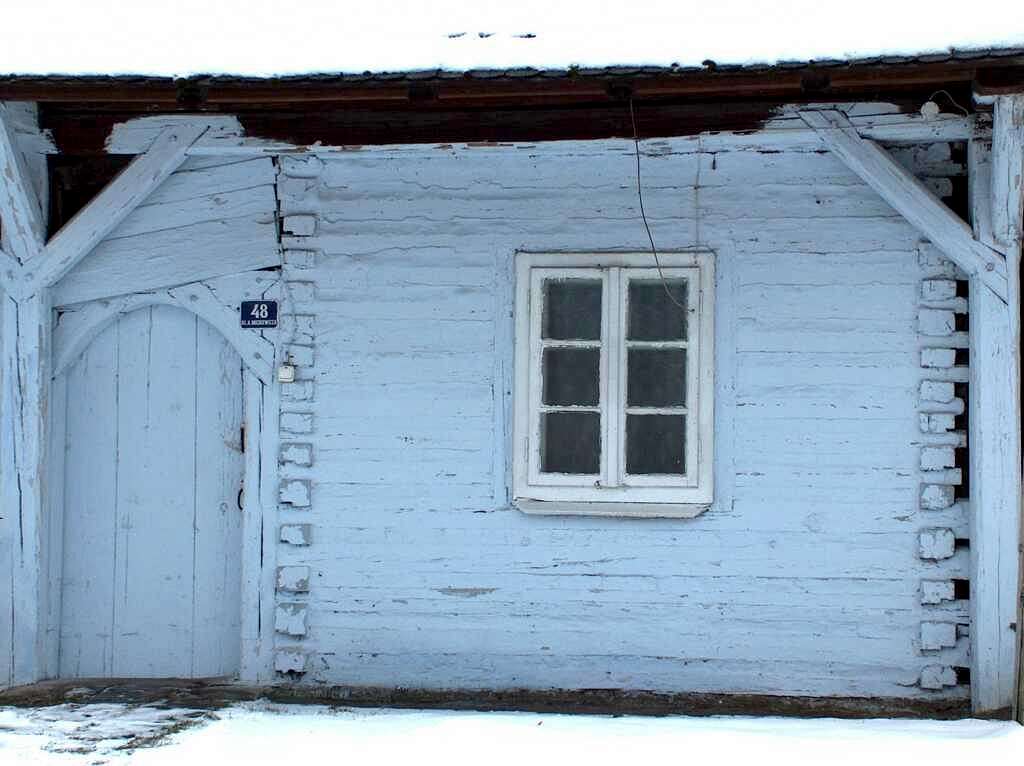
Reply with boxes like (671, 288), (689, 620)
(630, 98), (687, 312)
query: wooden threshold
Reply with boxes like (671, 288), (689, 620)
(0, 678), (987, 720)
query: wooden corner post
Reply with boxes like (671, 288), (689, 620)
(970, 95), (1023, 717)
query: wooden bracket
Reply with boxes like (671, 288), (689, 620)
(29, 124), (209, 292)
(52, 280), (276, 385)
(800, 109), (1009, 303)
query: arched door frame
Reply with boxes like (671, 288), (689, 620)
(45, 282), (281, 683)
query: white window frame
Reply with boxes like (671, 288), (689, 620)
(513, 251), (715, 518)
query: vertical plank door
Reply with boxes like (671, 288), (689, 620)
(57, 305), (244, 678)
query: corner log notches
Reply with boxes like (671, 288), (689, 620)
(801, 102), (1023, 715)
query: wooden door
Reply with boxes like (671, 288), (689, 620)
(55, 305), (245, 678)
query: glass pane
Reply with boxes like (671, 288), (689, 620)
(542, 411), (601, 474)
(628, 279), (687, 341)
(626, 415), (686, 475)
(543, 279), (602, 340)
(627, 349), (686, 407)
(543, 348), (600, 406)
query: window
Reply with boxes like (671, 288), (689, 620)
(513, 252), (714, 516)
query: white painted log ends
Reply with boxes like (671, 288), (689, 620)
(916, 245), (968, 691)
(272, 155), (322, 673)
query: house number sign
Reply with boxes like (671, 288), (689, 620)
(240, 300), (279, 328)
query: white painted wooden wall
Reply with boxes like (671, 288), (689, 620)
(52, 305), (244, 678)
(273, 134), (971, 699)
(2, 102), (1008, 704)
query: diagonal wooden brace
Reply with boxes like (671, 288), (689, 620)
(801, 109), (1008, 303)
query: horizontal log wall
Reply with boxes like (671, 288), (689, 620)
(274, 132), (970, 700)
(52, 155), (279, 307)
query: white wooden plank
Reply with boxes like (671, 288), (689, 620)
(8, 295), (47, 685)
(191, 319), (244, 676)
(109, 186), (275, 240)
(0, 292), (14, 687)
(113, 307), (198, 676)
(968, 132), (1023, 714)
(103, 108), (973, 157)
(147, 157), (277, 205)
(51, 217), (279, 306)
(255, 375), (281, 683)
(800, 109), (1008, 302)
(968, 139), (998, 251)
(0, 289), (11, 688)
(57, 320), (119, 677)
(239, 372), (268, 681)
(42, 369), (67, 677)
(34, 125), (208, 290)
(991, 96), (1024, 248)
(968, 281), (1022, 713)
(6, 103), (52, 229)
(0, 103), (44, 265)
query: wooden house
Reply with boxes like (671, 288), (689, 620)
(0, 33), (1022, 719)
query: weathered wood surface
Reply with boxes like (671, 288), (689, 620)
(271, 135), (970, 699)
(967, 283), (1020, 712)
(51, 157), (279, 306)
(0, 135), (280, 688)
(32, 125), (207, 290)
(55, 305), (244, 678)
(51, 285), (276, 385)
(968, 111), (1023, 715)
(0, 104), (52, 690)
(104, 104), (975, 157)
(991, 96), (1024, 249)
(800, 110), (1007, 302)
(0, 103), (44, 267)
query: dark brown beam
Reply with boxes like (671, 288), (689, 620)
(4, 56), (1024, 107)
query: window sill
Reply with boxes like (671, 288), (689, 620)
(514, 499), (711, 519)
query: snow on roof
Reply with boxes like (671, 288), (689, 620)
(3, 0), (1024, 79)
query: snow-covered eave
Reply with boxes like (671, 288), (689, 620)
(3, 47), (1024, 105)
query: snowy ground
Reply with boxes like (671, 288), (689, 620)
(0, 701), (1021, 766)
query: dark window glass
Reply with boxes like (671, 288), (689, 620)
(542, 412), (601, 474)
(626, 415), (686, 475)
(627, 349), (686, 407)
(628, 279), (687, 341)
(543, 279), (602, 340)
(543, 348), (600, 406)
